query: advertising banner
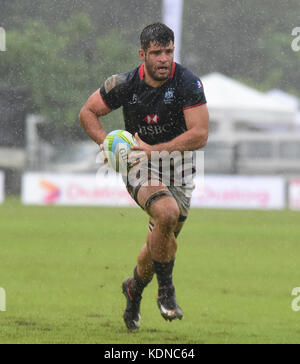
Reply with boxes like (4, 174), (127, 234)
(192, 175), (286, 210)
(22, 173), (135, 206)
(22, 173), (286, 210)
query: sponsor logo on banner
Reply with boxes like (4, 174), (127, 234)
(22, 173), (135, 206)
(192, 176), (286, 210)
(289, 179), (300, 210)
(41, 180), (61, 204)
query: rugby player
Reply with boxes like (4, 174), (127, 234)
(79, 23), (209, 331)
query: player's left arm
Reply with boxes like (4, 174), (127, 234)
(133, 104), (209, 156)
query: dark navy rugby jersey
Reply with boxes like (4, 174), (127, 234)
(100, 62), (207, 145)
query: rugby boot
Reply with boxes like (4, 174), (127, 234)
(122, 278), (142, 331)
(157, 285), (183, 321)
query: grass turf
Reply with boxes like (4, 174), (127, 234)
(0, 199), (299, 344)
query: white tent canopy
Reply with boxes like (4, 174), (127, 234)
(201, 73), (297, 135)
(296, 112), (300, 130)
(266, 89), (299, 112)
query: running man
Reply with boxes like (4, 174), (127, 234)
(79, 23), (209, 331)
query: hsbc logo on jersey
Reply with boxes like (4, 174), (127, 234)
(144, 114), (160, 125)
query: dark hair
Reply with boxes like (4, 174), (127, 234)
(140, 23), (174, 51)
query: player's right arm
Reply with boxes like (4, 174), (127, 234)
(79, 89), (112, 145)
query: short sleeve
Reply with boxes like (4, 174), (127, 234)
(99, 73), (128, 110)
(181, 74), (207, 111)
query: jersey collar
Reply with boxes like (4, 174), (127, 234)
(139, 62), (176, 81)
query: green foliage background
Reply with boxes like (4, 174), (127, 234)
(0, 13), (137, 131)
(0, 0), (299, 132)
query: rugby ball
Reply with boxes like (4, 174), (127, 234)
(103, 130), (138, 173)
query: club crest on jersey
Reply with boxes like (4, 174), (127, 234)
(164, 88), (175, 104)
(129, 93), (138, 104)
(144, 114), (160, 125)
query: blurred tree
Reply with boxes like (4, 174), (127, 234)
(182, 0), (300, 96)
(0, 0), (161, 42)
(255, 27), (300, 95)
(0, 13), (138, 134)
(0, 0), (299, 124)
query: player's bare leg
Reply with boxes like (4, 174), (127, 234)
(135, 218), (185, 283)
(122, 183), (186, 330)
(122, 235), (154, 331)
(136, 184), (184, 321)
(136, 238), (155, 280)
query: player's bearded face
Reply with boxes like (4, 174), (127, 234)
(143, 42), (174, 81)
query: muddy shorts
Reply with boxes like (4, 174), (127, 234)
(124, 161), (195, 235)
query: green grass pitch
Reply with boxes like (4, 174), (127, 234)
(0, 199), (300, 344)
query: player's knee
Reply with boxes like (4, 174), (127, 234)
(155, 206), (180, 231)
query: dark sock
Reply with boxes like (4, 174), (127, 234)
(130, 266), (153, 298)
(152, 258), (175, 288)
